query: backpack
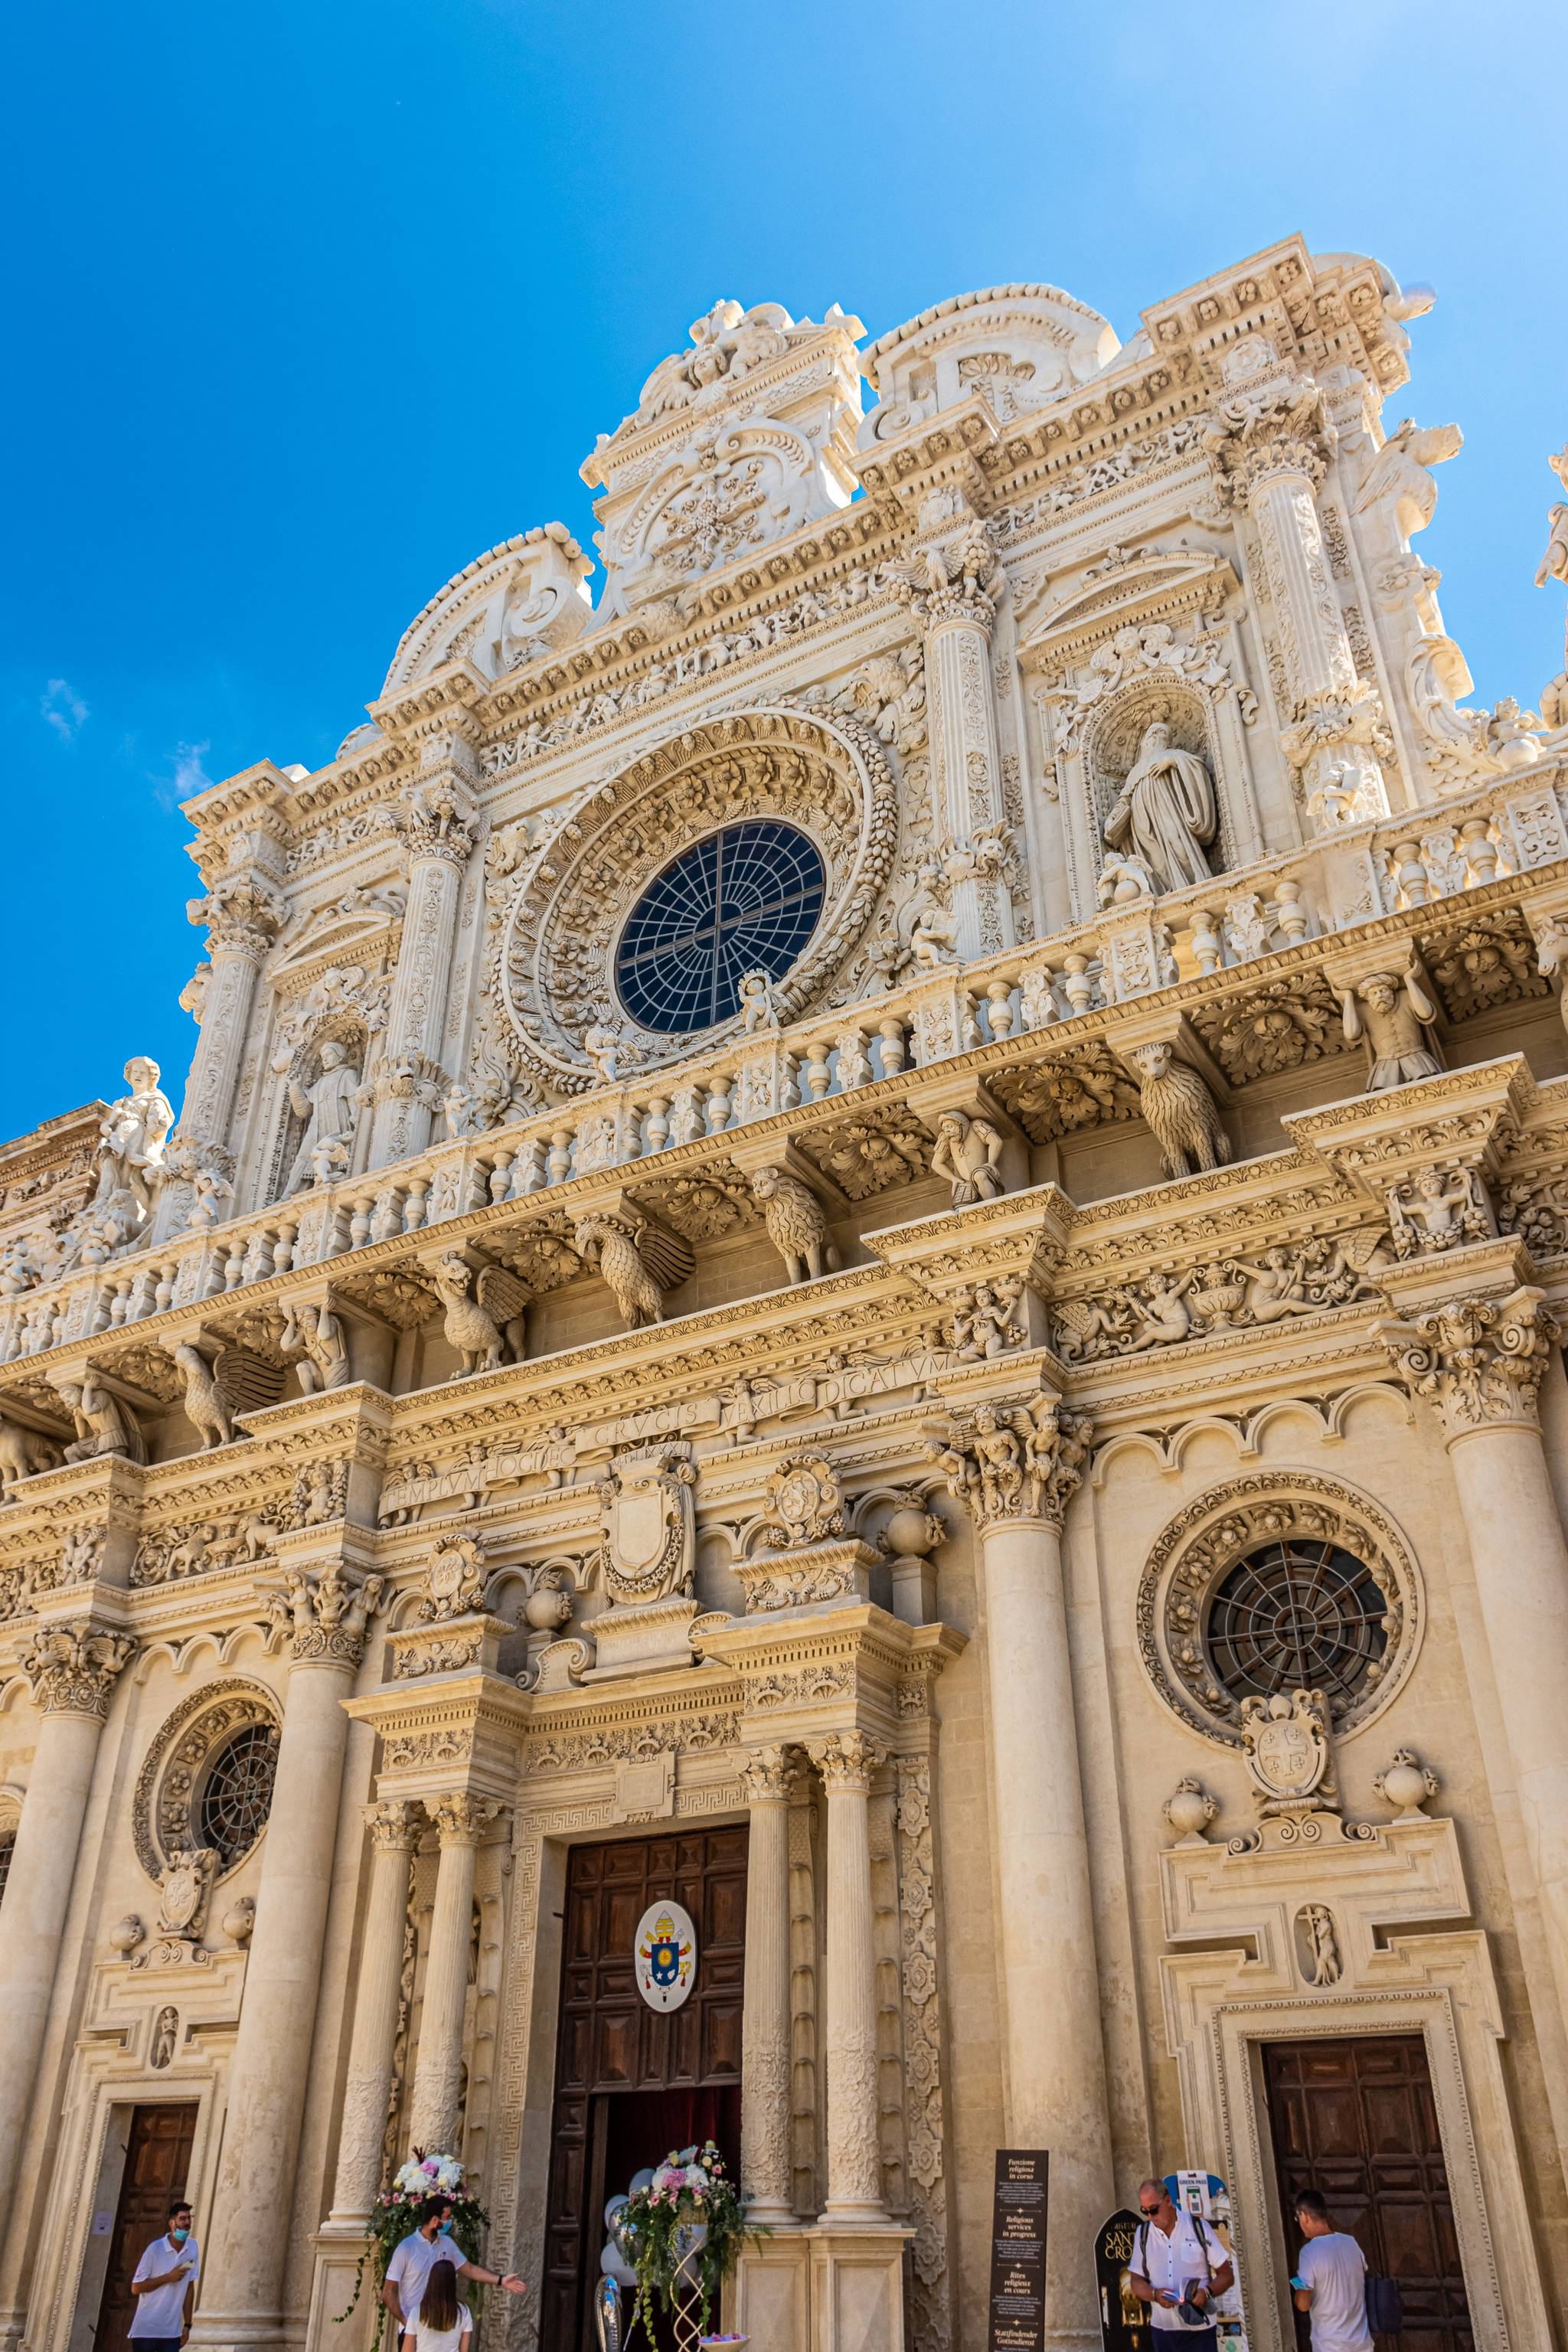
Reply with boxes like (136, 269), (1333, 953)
(1364, 2272), (1405, 2334)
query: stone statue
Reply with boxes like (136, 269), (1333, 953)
(279, 1298), (351, 1393)
(930, 1109), (1006, 1207)
(1534, 447), (1568, 590)
(1338, 967), (1442, 1091)
(897, 864), (959, 972)
(284, 1042), (363, 1194)
(1102, 722), (1218, 894)
(57, 1374), (145, 1465)
(93, 1057), (174, 1223)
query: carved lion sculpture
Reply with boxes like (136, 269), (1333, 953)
(0, 1415), (59, 1496)
(750, 1165), (840, 1285)
(1122, 1041), (1231, 1179)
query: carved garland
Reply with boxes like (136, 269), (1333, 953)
(493, 707), (899, 1093)
(1135, 1471), (1423, 1747)
(131, 1678), (283, 1882)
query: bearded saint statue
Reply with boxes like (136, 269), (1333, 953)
(1102, 721), (1218, 893)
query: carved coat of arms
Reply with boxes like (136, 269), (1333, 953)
(595, 1446), (697, 1607)
(1238, 1687), (1334, 1818)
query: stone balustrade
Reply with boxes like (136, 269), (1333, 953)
(2, 763), (1564, 1375)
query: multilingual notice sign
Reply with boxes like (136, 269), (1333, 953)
(988, 2148), (1050, 2352)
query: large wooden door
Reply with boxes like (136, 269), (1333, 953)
(94, 2103), (198, 2352)
(1263, 2036), (1472, 2350)
(541, 1828), (747, 2352)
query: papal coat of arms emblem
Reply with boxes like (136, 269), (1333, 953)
(634, 1899), (698, 2012)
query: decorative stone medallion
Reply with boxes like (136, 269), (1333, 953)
(634, 1899), (698, 2013)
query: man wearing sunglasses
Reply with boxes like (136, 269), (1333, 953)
(1127, 2177), (1233, 2344)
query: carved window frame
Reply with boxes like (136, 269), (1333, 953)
(1136, 1472), (1423, 1748)
(132, 1679), (283, 1885)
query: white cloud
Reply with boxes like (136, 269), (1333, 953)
(41, 677), (87, 744)
(152, 740), (214, 812)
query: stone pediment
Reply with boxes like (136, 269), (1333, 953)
(858, 283), (1118, 448)
(266, 900), (403, 988)
(1019, 548), (1238, 667)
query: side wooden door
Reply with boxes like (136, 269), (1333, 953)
(94, 2103), (199, 2352)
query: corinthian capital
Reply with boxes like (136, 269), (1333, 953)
(807, 1730), (884, 1794)
(188, 871), (289, 959)
(740, 1744), (795, 1807)
(364, 1798), (422, 1852)
(926, 1393), (1092, 1530)
(21, 1619), (135, 1717)
(395, 777), (478, 867)
(1202, 375), (1330, 507)
(1376, 1285), (1560, 1439)
(428, 1791), (503, 1846)
(276, 1562), (387, 1667)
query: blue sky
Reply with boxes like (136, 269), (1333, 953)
(2, 0), (1560, 1139)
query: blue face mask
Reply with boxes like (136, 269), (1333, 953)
(171, 2228), (190, 2246)
(439, 2223), (452, 2239)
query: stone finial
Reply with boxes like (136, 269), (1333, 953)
(1163, 1778), (1217, 1847)
(1374, 1749), (1441, 1820)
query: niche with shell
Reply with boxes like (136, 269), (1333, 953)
(1083, 679), (1237, 884)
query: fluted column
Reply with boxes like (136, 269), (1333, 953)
(0, 1620), (134, 2217)
(325, 1801), (421, 2226)
(807, 1732), (888, 2224)
(1380, 1283), (1568, 2040)
(180, 876), (288, 1155)
(740, 1746), (795, 2223)
(367, 772), (477, 1168)
(407, 1794), (499, 2154)
(933, 1387), (1111, 2350)
(192, 1586), (371, 2351)
(1207, 377), (1388, 828)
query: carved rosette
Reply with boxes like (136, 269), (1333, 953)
(1378, 1285), (1561, 1438)
(929, 1395), (1091, 1530)
(21, 1620), (135, 1718)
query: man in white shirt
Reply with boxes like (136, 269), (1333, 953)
(381, 2196), (526, 2347)
(1127, 2177), (1233, 2344)
(128, 2200), (200, 2349)
(1292, 2189), (1374, 2352)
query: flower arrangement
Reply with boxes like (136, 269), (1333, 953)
(335, 2148), (491, 2347)
(619, 2142), (753, 2341)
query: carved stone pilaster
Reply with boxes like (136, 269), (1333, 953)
(1377, 1285), (1560, 1439)
(368, 773), (478, 1168)
(21, 1619), (135, 1717)
(740, 1743), (795, 2223)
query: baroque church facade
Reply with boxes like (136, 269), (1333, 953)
(3, 237), (1568, 2352)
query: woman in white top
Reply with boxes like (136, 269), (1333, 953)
(412, 2260), (471, 2352)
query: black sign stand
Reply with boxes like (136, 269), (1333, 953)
(1095, 2208), (1155, 2350)
(988, 2148), (1049, 2352)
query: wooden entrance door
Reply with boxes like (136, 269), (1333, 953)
(94, 2103), (198, 2352)
(541, 1827), (748, 2352)
(1262, 2035), (1472, 2350)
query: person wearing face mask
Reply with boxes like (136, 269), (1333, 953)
(128, 2200), (199, 2350)
(381, 2196), (525, 2348)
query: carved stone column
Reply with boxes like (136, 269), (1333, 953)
(932, 1377), (1112, 2350)
(740, 1746), (795, 2225)
(918, 514), (1014, 960)
(325, 1801), (422, 2226)
(179, 873), (288, 1170)
(807, 1730), (888, 2224)
(192, 1579), (374, 2352)
(0, 1620), (134, 2217)
(407, 1792), (501, 2153)
(1378, 1279), (1568, 2042)
(367, 765), (478, 1168)
(1207, 377), (1389, 828)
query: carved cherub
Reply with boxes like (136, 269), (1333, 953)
(929, 1109), (1006, 1208)
(897, 864), (959, 972)
(583, 1024), (633, 1084)
(737, 968), (782, 1034)
(1230, 1246), (1318, 1323)
(1338, 966), (1442, 1091)
(1388, 1166), (1491, 1257)
(1123, 1269), (1197, 1351)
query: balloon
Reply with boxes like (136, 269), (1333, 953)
(629, 2168), (656, 2196)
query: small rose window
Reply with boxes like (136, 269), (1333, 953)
(1207, 1540), (1393, 1711)
(198, 1723), (280, 1867)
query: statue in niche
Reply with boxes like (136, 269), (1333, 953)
(283, 1040), (363, 1194)
(1102, 721), (1218, 894)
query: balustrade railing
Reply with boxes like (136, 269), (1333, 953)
(2, 765), (1563, 1367)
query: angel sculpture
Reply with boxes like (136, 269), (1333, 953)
(428, 1252), (530, 1377)
(1122, 1270), (1197, 1352)
(1534, 446), (1568, 590)
(737, 968), (783, 1034)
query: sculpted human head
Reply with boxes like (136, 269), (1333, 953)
(1140, 722), (1172, 756)
(318, 1041), (347, 1070)
(124, 1056), (161, 1092)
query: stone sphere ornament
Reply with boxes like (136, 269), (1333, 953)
(884, 1501), (942, 1560)
(1374, 1749), (1439, 1820)
(1163, 1779), (1217, 1847)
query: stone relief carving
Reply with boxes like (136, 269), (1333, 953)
(896, 1754), (951, 2352)
(929, 1110), (1006, 1208)
(1051, 1231), (1389, 1362)
(21, 1619), (136, 1717)
(278, 1295), (351, 1392)
(416, 1533), (488, 1624)
(56, 1373), (145, 1465)
(748, 1167), (838, 1286)
(573, 1210), (691, 1329)
(283, 1040), (365, 1193)
(268, 1562), (385, 1664)
(428, 1252), (530, 1377)
(1378, 1285), (1560, 1436)
(1297, 1901), (1343, 1987)
(1386, 1166), (1493, 1257)
(756, 1453), (847, 1550)
(929, 1394), (1090, 1530)
(1135, 1474), (1420, 1743)
(1239, 1687), (1336, 1819)
(1120, 1040), (1230, 1178)
(946, 1276), (1027, 1362)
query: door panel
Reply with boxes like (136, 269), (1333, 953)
(94, 2104), (199, 2352)
(1263, 2035), (1472, 2350)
